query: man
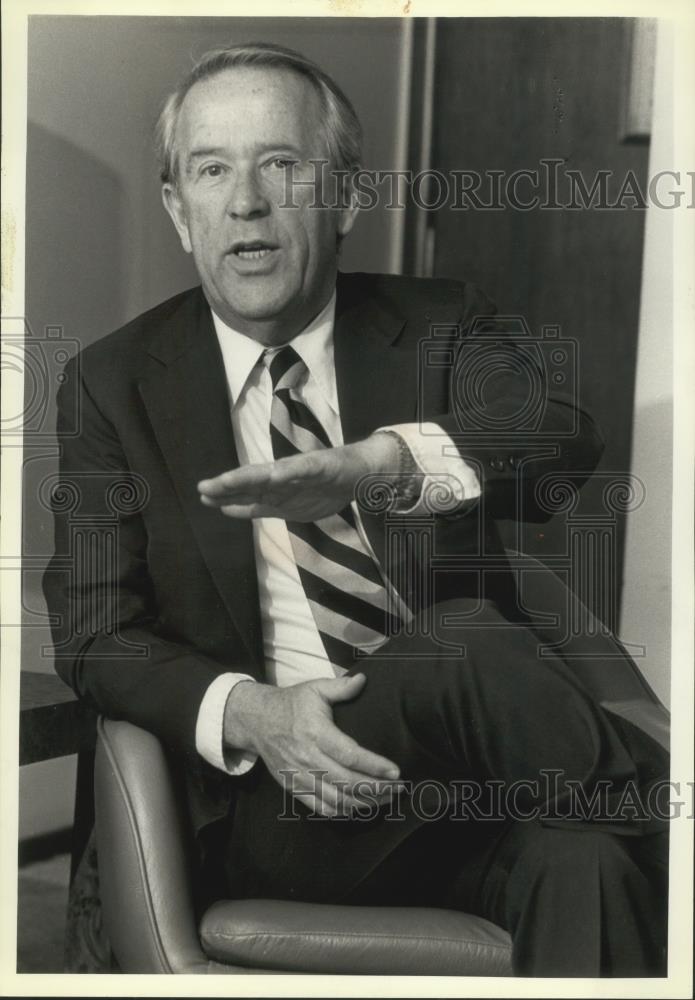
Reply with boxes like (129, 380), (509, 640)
(44, 43), (668, 976)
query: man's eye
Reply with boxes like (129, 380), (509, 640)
(269, 158), (298, 170)
(201, 164), (225, 178)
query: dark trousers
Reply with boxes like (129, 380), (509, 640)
(224, 600), (669, 976)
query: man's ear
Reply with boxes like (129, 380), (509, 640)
(162, 183), (192, 254)
(336, 175), (360, 241)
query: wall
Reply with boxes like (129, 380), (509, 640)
(21, 15), (410, 839)
(619, 22), (672, 706)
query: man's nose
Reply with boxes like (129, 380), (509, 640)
(226, 168), (270, 219)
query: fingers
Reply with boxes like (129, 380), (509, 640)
(198, 454), (321, 502)
(198, 461), (326, 518)
(318, 672), (367, 703)
(282, 766), (404, 819)
(318, 759), (406, 811)
(320, 726), (401, 780)
(205, 503), (280, 520)
(198, 463), (275, 499)
(292, 784), (404, 819)
(271, 685), (404, 816)
(315, 674), (401, 779)
(201, 494), (345, 521)
(205, 501), (332, 521)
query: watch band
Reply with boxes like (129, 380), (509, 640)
(375, 430), (424, 509)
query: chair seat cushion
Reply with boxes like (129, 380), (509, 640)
(200, 899), (512, 975)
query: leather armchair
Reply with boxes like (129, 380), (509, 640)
(94, 552), (668, 974)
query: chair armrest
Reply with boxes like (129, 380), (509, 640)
(95, 717), (244, 973)
(601, 698), (670, 751)
(200, 899), (512, 975)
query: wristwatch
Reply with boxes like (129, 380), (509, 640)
(376, 430), (424, 510)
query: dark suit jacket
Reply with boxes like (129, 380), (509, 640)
(43, 271), (604, 836)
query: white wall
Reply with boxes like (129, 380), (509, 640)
(619, 21), (673, 707)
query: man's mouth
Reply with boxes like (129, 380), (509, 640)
(230, 241), (278, 260)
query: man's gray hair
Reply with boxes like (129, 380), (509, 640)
(155, 41), (363, 186)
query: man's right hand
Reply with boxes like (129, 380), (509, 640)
(223, 674), (403, 817)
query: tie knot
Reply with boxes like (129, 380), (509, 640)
(263, 345), (306, 392)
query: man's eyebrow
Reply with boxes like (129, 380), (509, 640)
(186, 143), (304, 162)
(187, 146), (228, 160)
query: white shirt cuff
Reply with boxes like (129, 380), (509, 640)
(195, 672), (258, 776)
(377, 423), (481, 514)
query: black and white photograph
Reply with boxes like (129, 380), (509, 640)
(2, 1), (693, 994)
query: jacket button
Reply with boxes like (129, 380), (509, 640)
(489, 457), (505, 472)
(508, 456), (518, 469)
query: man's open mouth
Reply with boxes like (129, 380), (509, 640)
(230, 241), (278, 260)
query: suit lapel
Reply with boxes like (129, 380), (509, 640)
(333, 274), (417, 569)
(333, 274), (414, 443)
(137, 290), (264, 671)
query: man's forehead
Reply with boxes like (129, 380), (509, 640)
(173, 66), (326, 164)
(172, 67), (331, 170)
(179, 65), (319, 126)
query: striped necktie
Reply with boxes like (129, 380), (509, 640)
(264, 345), (402, 672)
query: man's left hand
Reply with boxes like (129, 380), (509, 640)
(198, 433), (399, 521)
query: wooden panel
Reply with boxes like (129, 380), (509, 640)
(426, 17), (650, 615)
(20, 672), (95, 766)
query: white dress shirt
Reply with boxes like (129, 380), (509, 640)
(195, 292), (481, 774)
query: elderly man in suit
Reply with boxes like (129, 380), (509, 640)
(44, 42), (668, 976)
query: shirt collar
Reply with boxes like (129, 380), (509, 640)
(211, 292), (338, 413)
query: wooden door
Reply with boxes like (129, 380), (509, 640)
(416, 17), (651, 623)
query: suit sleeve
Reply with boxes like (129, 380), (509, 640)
(427, 285), (605, 522)
(42, 357), (227, 763)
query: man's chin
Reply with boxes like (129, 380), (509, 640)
(208, 286), (304, 338)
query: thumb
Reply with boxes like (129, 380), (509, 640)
(318, 672), (367, 705)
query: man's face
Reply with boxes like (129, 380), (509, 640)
(163, 66), (357, 342)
